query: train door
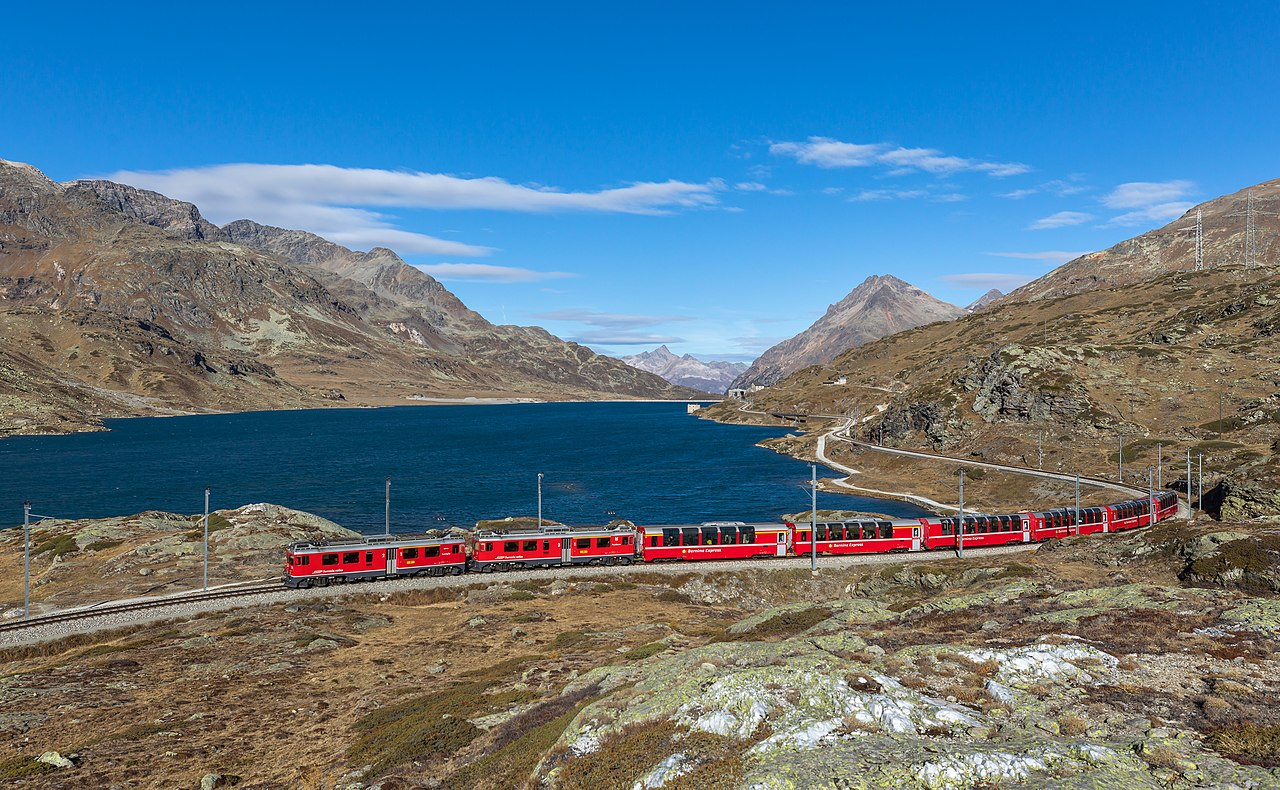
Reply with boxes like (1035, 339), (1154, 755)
(386, 548), (396, 575)
(560, 538), (570, 564)
(776, 531), (786, 557)
(911, 527), (921, 552)
(1021, 517), (1031, 543)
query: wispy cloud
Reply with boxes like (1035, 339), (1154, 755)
(770, 137), (1030, 177)
(1100, 180), (1194, 226)
(727, 334), (786, 352)
(570, 332), (687, 346)
(999, 188), (1038, 200)
(849, 187), (966, 203)
(939, 273), (1035, 290)
(986, 250), (1088, 265)
(534, 309), (693, 329)
(736, 181), (768, 191)
(414, 263), (574, 283)
(1029, 210), (1094, 230)
(107, 163), (722, 257)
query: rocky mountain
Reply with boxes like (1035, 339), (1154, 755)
(0, 159), (696, 435)
(730, 275), (964, 389)
(999, 178), (1280, 305)
(621, 345), (748, 394)
(966, 288), (1003, 311)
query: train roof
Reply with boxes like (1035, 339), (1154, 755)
(287, 533), (465, 552)
(474, 523), (633, 539)
(637, 521), (789, 530)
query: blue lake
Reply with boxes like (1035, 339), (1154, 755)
(0, 402), (927, 532)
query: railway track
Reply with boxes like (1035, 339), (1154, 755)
(0, 582), (285, 635)
(1, 543), (1045, 641)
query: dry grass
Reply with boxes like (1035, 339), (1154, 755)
(1058, 714), (1088, 736)
(1207, 723), (1280, 767)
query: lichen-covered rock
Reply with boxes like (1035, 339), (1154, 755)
(959, 642), (1117, 685)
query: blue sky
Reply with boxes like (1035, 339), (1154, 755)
(4, 2), (1279, 361)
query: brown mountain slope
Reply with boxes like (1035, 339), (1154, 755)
(221, 218), (701, 396)
(731, 275), (964, 389)
(0, 160), (694, 435)
(1000, 178), (1280, 304)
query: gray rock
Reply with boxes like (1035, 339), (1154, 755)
(138, 567), (152, 576)
(467, 616), (488, 628)
(37, 751), (75, 768)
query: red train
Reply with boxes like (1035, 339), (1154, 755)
(283, 491), (1180, 586)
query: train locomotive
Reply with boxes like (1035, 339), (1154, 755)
(283, 490), (1179, 587)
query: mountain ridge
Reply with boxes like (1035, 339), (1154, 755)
(621, 345), (747, 394)
(730, 274), (964, 389)
(0, 159), (698, 436)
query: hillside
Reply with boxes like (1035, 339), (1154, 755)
(708, 181), (1280, 520)
(621, 345), (746, 393)
(0, 160), (695, 435)
(4, 512), (1279, 787)
(730, 275), (964, 389)
(999, 178), (1280, 304)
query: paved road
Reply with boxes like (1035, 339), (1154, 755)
(739, 403), (1191, 519)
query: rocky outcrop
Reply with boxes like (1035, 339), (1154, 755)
(65, 180), (227, 241)
(1203, 479), (1280, 521)
(731, 275), (964, 389)
(964, 346), (1095, 424)
(1179, 531), (1280, 593)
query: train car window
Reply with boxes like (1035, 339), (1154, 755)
(720, 526), (738, 544)
(623, 536), (631, 545)
(663, 529), (679, 547)
(365, 552), (374, 563)
(877, 523), (891, 539)
(682, 527), (699, 546)
(542, 541), (550, 551)
(575, 538), (590, 549)
(596, 538), (610, 548)
(523, 540), (537, 551)
(481, 542), (491, 551)
(740, 526), (756, 544)
(343, 552), (358, 564)
(301, 555), (310, 566)
(1013, 515), (1023, 530)
(287, 556), (295, 565)
(322, 553), (339, 566)
(403, 548), (419, 560)
(701, 527), (718, 545)
(425, 546), (440, 557)
(504, 541), (519, 552)
(650, 536), (659, 547)
(941, 519), (953, 536)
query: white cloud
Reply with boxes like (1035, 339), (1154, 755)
(413, 263), (574, 283)
(1029, 211), (1094, 230)
(939, 273), (1035, 290)
(986, 250), (1088, 265)
(534, 309), (692, 329)
(999, 188), (1039, 200)
(1102, 180), (1194, 209)
(850, 189), (928, 202)
(736, 181), (768, 191)
(770, 137), (1030, 177)
(570, 332), (687, 346)
(105, 163), (722, 258)
(1098, 180), (1195, 227)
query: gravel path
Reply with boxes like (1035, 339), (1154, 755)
(0, 543), (1036, 647)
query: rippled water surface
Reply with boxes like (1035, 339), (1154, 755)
(0, 402), (928, 532)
